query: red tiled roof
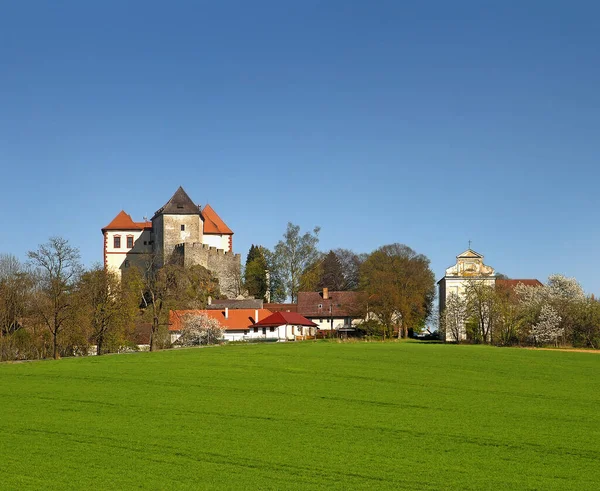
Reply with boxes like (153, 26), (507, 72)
(169, 309), (272, 332)
(102, 210), (152, 233)
(297, 291), (366, 318)
(202, 204), (233, 235)
(264, 303), (298, 313)
(496, 279), (543, 289)
(252, 311), (317, 328)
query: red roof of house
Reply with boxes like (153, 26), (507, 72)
(297, 291), (366, 318)
(102, 210), (152, 233)
(496, 279), (543, 289)
(264, 303), (298, 313)
(252, 311), (317, 328)
(169, 309), (272, 332)
(201, 204), (233, 235)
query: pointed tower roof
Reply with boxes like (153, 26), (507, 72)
(153, 186), (200, 218)
(102, 210), (152, 233)
(201, 204), (233, 234)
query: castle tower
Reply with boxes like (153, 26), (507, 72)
(102, 187), (240, 297)
(151, 186), (204, 265)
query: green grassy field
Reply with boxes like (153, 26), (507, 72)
(1, 342), (599, 490)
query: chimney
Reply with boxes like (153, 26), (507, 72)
(323, 288), (329, 300)
(255, 309), (259, 323)
(225, 307), (228, 319)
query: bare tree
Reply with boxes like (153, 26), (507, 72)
(464, 279), (500, 343)
(76, 265), (136, 355)
(27, 237), (82, 359)
(442, 292), (467, 343)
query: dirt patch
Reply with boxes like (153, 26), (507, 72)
(524, 347), (600, 354)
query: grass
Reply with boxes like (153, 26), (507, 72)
(1, 341), (599, 490)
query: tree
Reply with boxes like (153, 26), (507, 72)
(332, 249), (364, 291)
(464, 279), (500, 343)
(441, 292), (467, 343)
(299, 249), (364, 293)
(27, 237), (82, 359)
(178, 313), (225, 346)
(317, 251), (346, 291)
(572, 296), (600, 349)
(298, 258), (323, 292)
(132, 252), (221, 351)
(0, 254), (33, 337)
(360, 244), (435, 339)
(0, 254), (37, 361)
(515, 274), (586, 346)
(76, 265), (136, 355)
(244, 245), (269, 300)
(271, 222), (320, 303)
(530, 304), (562, 346)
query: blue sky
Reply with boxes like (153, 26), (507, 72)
(1, 1), (599, 294)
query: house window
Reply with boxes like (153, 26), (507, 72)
(114, 236), (121, 248)
(253, 327), (258, 333)
(181, 225), (185, 231)
(319, 319), (323, 323)
(123, 260), (130, 268)
(270, 327), (274, 332)
(318, 304), (323, 309)
(127, 236), (134, 248)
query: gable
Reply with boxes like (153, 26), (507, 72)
(456, 249), (483, 259)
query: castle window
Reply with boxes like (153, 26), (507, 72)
(127, 236), (134, 248)
(181, 225), (185, 231)
(114, 236), (121, 248)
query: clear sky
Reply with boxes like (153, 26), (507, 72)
(1, 1), (599, 294)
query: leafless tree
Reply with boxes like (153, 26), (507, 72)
(27, 237), (82, 359)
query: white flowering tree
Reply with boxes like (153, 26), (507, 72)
(179, 314), (225, 346)
(530, 304), (563, 346)
(515, 274), (584, 345)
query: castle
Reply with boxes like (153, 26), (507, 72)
(101, 187), (241, 297)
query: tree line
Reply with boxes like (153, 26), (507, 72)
(441, 275), (600, 348)
(1, 224), (439, 360)
(0, 237), (223, 361)
(244, 223), (437, 339)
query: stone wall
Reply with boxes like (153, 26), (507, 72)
(153, 214), (203, 266)
(175, 242), (241, 299)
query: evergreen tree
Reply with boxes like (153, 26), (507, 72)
(318, 250), (346, 291)
(244, 245), (269, 300)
